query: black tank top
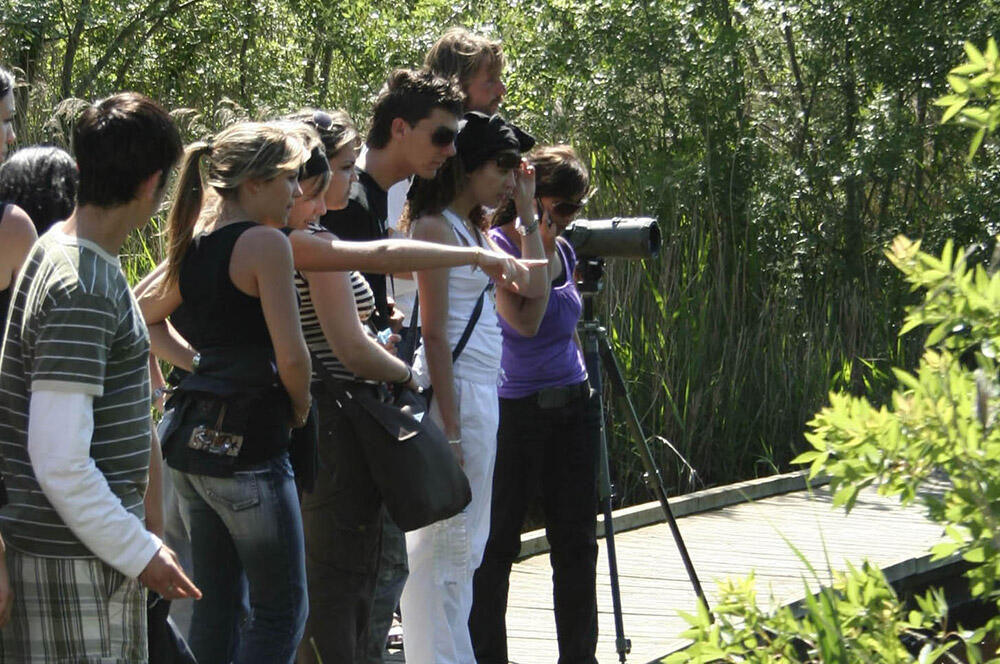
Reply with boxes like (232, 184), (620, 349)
(168, 221), (290, 474)
(179, 221), (272, 350)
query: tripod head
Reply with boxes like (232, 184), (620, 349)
(576, 257), (606, 301)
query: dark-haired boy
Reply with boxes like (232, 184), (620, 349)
(321, 67), (463, 329)
(0, 92), (199, 662)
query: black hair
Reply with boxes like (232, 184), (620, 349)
(73, 92), (182, 207)
(491, 145), (590, 227)
(367, 69), (464, 149)
(0, 146), (78, 234)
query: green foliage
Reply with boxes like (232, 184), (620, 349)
(665, 234), (1000, 662)
(665, 563), (965, 664)
(799, 234), (1000, 603)
(936, 38), (1000, 160)
(667, 48), (1000, 659)
(2, 0), (1000, 496)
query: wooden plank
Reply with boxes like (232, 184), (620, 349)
(505, 481), (948, 664)
(384, 480), (949, 663)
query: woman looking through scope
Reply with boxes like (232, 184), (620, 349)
(471, 144), (602, 664)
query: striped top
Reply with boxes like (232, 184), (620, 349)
(0, 227), (151, 558)
(294, 223), (377, 384)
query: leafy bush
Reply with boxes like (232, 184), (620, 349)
(666, 39), (1000, 662)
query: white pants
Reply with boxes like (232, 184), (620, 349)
(400, 377), (499, 664)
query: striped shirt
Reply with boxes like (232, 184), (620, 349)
(0, 228), (152, 558)
(294, 224), (376, 384)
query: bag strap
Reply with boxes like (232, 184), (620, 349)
(404, 283), (488, 366)
(307, 349), (353, 405)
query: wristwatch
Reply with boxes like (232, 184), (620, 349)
(516, 217), (540, 236)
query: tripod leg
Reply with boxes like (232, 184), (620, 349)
(584, 331), (631, 662)
(596, 332), (713, 618)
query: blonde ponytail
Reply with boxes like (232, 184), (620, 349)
(164, 141), (212, 288)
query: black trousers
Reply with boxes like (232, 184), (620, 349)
(298, 386), (383, 664)
(470, 384), (601, 664)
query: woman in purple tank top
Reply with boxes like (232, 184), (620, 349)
(471, 145), (601, 664)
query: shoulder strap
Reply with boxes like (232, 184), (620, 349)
(308, 349), (352, 404)
(404, 283), (489, 366)
(451, 285), (488, 363)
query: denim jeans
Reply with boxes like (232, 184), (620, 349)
(171, 452), (307, 664)
(470, 384), (601, 664)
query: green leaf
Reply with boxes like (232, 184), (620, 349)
(941, 99), (969, 124)
(925, 321), (952, 346)
(961, 107), (992, 124)
(948, 74), (970, 93)
(986, 37), (999, 63)
(966, 41), (987, 66)
(964, 546), (986, 563)
(969, 127), (987, 161)
(792, 450), (821, 465)
(951, 63), (988, 76)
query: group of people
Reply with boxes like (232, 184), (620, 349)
(0, 26), (603, 664)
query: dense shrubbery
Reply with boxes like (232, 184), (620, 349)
(665, 41), (1000, 662)
(2, 0), (999, 499)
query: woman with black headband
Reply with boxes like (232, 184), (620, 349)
(396, 112), (550, 664)
(282, 116), (421, 664)
(472, 145), (601, 664)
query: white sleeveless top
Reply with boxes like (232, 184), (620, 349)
(412, 209), (502, 385)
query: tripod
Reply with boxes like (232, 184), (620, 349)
(577, 259), (711, 663)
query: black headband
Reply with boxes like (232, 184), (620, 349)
(301, 146), (330, 179)
(456, 112), (535, 172)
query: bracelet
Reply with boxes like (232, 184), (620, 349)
(448, 438), (462, 446)
(517, 218), (540, 236)
(152, 386), (168, 402)
(394, 366), (413, 386)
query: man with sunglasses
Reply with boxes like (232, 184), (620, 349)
(318, 68), (463, 664)
(320, 68), (463, 332)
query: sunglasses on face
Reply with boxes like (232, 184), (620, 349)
(552, 200), (585, 216)
(430, 126), (458, 147)
(493, 152), (521, 170)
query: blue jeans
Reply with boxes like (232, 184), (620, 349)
(171, 453), (308, 664)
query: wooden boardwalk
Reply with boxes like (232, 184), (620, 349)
(504, 472), (949, 663)
(386, 471), (949, 663)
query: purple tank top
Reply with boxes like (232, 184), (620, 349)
(490, 228), (588, 399)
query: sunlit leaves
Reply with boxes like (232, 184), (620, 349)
(936, 38), (1000, 160)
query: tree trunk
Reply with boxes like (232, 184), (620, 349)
(317, 42), (334, 106)
(61, 0), (91, 98)
(840, 14), (863, 283)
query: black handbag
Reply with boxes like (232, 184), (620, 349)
(159, 347), (318, 484)
(311, 365), (471, 532)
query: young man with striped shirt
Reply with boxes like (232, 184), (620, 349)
(0, 92), (200, 662)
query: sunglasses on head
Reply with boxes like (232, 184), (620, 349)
(311, 110), (333, 131)
(430, 126), (458, 147)
(493, 152), (521, 170)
